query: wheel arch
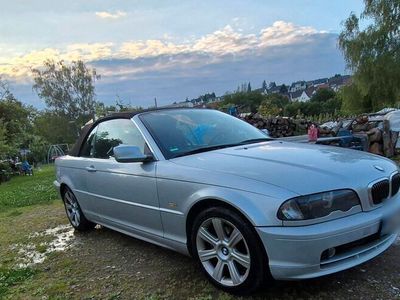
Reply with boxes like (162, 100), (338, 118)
(60, 183), (70, 196)
(185, 198), (259, 256)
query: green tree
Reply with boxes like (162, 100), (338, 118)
(279, 84), (288, 94)
(32, 60), (100, 122)
(33, 111), (78, 144)
(310, 88), (336, 103)
(283, 89), (341, 118)
(0, 78), (38, 159)
(0, 97), (33, 149)
(339, 84), (369, 114)
(0, 77), (13, 101)
(0, 120), (10, 159)
(247, 82), (252, 93)
(26, 135), (49, 164)
(222, 91), (264, 113)
(339, 0), (400, 112)
(258, 94), (290, 116)
(262, 80), (267, 91)
(284, 101), (303, 117)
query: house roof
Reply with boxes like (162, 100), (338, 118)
(305, 87), (316, 98)
(316, 84), (330, 90)
(268, 85), (284, 93)
(290, 81), (306, 88)
(312, 78), (328, 85)
(328, 75), (351, 85)
(289, 90), (304, 99)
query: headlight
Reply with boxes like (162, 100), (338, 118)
(277, 189), (360, 221)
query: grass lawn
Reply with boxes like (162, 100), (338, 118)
(0, 164), (58, 214)
(0, 164), (60, 299)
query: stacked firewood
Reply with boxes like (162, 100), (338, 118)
(242, 113), (300, 138)
(352, 116), (398, 157)
(317, 114), (398, 157)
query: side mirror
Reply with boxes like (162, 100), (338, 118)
(113, 145), (154, 163)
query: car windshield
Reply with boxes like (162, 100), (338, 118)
(139, 109), (270, 159)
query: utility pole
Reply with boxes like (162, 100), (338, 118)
(154, 97), (158, 108)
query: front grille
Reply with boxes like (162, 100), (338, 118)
(371, 179), (389, 205)
(391, 173), (400, 196)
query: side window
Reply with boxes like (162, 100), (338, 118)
(93, 119), (146, 159)
(80, 126), (98, 157)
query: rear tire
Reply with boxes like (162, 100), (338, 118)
(62, 187), (95, 231)
(191, 207), (269, 294)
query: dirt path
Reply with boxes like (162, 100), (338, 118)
(1, 202), (399, 299)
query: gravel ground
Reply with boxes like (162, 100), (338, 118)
(1, 202), (400, 299)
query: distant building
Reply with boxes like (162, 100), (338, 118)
(163, 74), (352, 107)
(316, 83), (330, 90)
(163, 101), (194, 108)
(289, 81), (307, 93)
(328, 75), (351, 91)
(264, 84), (287, 95)
(307, 78), (328, 87)
(290, 87), (315, 102)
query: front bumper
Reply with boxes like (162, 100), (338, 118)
(257, 199), (400, 280)
(53, 180), (61, 198)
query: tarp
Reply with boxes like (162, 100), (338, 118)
(383, 110), (400, 131)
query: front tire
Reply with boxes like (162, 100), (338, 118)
(191, 207), (268, 294)
(62, 188), (95, 231)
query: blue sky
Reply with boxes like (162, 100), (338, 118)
(0, 0), (364, 108)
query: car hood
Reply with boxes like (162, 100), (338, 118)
(171, 141), (398, 195)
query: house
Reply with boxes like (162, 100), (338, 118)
(164, 101), (194, 108)
(290, 87), (315, 102)
(328, 75), (351, 91)
(264, 84), (288, 95)
(268, 85), (282, 94)
(308, 78), (328, 87)
(316, 83), (330, 90)
(290, 90), (309, 102)
(289, 81), (307, 93)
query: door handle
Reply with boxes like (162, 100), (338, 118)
(85, 166), (97, 173)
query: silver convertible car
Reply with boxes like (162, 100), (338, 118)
(54, 108), (400, 293)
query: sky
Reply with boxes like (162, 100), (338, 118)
(0, 0), (364, 108)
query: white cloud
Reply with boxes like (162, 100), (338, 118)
(95, 10), (127, 19)
(193, 25), (257, 55)
(119, 40), (188, 58)
(0, 21), (329, 80)
(259, 21), (318, 46)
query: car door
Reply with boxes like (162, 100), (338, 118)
(71, 124), (100, 219)
(85, 118), (163, 237)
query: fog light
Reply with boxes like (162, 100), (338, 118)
(327, 247), (336, 258)
(321, 247), (336, 260)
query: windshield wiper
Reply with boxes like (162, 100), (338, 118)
(172, 143), (240, 158)
(171, 138), (272, 159)
(237, 137), (273, 145)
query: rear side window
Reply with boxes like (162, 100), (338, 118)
(93, 119), (146, 159)
(80, 126), (98, 157)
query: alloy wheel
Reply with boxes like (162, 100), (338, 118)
(64, 190), (81, 227)
(196, 217), (251, 286)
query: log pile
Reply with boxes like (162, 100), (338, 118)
(242, 113), (302, 138)
(319, 115), (398, 157)
(350, 116), (397, 157)
(243, 112), (399, 157)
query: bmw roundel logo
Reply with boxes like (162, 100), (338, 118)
(374, 165), (385, 172)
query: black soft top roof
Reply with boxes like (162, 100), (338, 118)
(68, 107), (194, 156)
